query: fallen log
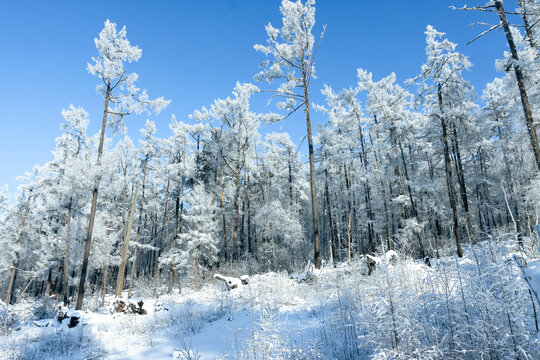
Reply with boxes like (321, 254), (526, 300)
(214, 274), (249, 291)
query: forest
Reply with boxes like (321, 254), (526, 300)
(1, 1), (540, 359)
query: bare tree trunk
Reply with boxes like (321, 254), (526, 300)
(370, 120), (391, 251)
(344, 163), (353, 263)
(288, 158), (294, 209)
(163, 181), (172, 252)
(303, 73), (321, 269)
(398, 140), (426, 259)
(239, 180), (246, 256)
(156, 180), (171, 285)
(63, 204), (72, 305)
(178, 270), (182, 295)
(220, 174), (228, 261)
(101, 265), (108, 307)
(114, 167), (129, 287)
(168, 179), (184, 293)
(438, 83), (463, 258)
(451, 124), (474, 244)
(76, 86), (111, 310)
(128, 245), (138, 298)
(518, 0), (537, 50)
(116, 186), (138, 297)
(44, 268), (52, 307)
(325, 168), (337, 265)
(232, 170), (241, 261)
(495, 0), (540, 171)
(128, 156), (149, 297)
(247, 175), (252, 255)
(357, 115), (375, 253)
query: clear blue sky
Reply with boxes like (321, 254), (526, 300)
(0, 0), (508, 192)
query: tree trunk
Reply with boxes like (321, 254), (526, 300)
(5, 196), (31, 304)
(370, 119), (391, 251)
(398, 140), (426, 259)
(76, 86), (110, 310)
(518, 0), (537, 50)
(129, 155), (149, 296)
(128, 245), (138, 298)
(63, 204), (72, 305)
(220, 174), (228, 261)
(356, 115), (375, 253)
(344, 163), (353, 263)
(324, 168), (337, 265)
(169, 179), (184, 293)
(239, 180), (246, 256)
(495, 0), (540, 171)
(101, 265), (108, 306)
(288, 157), (294, 209)
(116, 186), (138, 297)
(158, 180), (171, 283)
(303, 74), (321, 269)
(232, 170), (241, 261)
(438, 83), (463, 258)
(247, 175), (252, 254)
(451, 124), (474, 243)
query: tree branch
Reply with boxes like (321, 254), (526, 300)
(466, 24), (502, 45)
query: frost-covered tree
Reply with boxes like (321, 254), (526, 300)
(316, 85), (364, 262)
(360, 70), (434, 259)
(158, 116), (198, 293)
(113, 136), (137, 297)
(125, 119), (161, 297)
(411, 25), (476, 258)
(254, 200), (304, 270)
(3, 172), (39, 304)
(77, 20), (169, 310)
(178, 183), (219, 284)
(46, 105), (91, 304)
(254, 0), (325, 268)
(192, 83), (268, 261)
(456, 1), (540, 170)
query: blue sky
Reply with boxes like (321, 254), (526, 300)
(0, 0), (509, 192)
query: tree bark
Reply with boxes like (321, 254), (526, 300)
(438, 83), (463, 258)
(76, 86), (111, 310)
(356, 114), (375, 253)
(220, 174), (228, 261)
(116, 186), (138, 297)
(232, 170), (241, 260)
(101, 265), (108, 306)
(324, 168), (337, 265)
(451, 124), (474, 243)
(63, 204), (72, 305)
(247, 175), (252, 254)
(168, 179), (184, 293)
(495, 0), (540, 171)
(343, 163), (353, 263)
(303, 69), (321, 269)
(128, 155), (149, 298)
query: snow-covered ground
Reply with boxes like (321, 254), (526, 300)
(2, 240), (540, 359)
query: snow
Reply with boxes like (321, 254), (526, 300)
(525, 259), (540, 302)
(0, 271), (327, 359)
(1, 242), (540, 359)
